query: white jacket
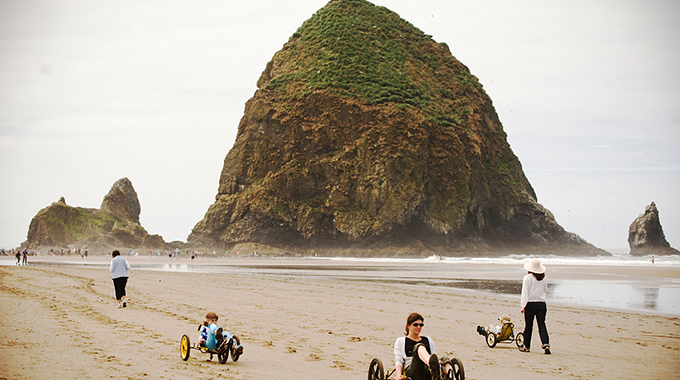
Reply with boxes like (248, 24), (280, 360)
(520, 273), (547, 308)
(110, 256), (131, 279)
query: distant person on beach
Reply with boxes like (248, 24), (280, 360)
(519, 259), (551, 354)
(15, 250), (21, 265)
(22, 249), (27, 265)
(394, 312), (441, 380)
(110, 250), (131, 308)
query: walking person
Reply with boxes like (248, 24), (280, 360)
(22, 249), (28, 265)
(110, 250), (131, 308)
(519, 259), (551, 354)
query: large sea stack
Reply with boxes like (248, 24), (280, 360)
(628, 202), (679, 256)
(22, 178), (165, 252)
(189, 0), (606, 256)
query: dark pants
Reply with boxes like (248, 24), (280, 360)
(405, 343), (431, 380)
(523, 301), (549, 349)
(113, 277), (128, 300)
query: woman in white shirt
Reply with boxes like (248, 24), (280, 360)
(110, 249), (131, 308)
(394, 312), (440, 380)
(519, 259), (551, 354)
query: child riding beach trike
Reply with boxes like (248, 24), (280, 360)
(476, 314), (524, 348)
(180, 327), (243, 364)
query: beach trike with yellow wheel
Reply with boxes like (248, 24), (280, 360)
(179, 328), (243, 364)
(367, 356), (465, 380)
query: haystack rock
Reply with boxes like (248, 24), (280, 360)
(22, 178), (165, 252)
(628, 202), (679, 256)
(189, 0), (607, 256)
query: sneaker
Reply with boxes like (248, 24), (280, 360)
(122, 302), (127, 308)
(117, 303), (123, 308)
(476, 326), (487, 336)
(543, 345), (551, 355)
(429, 354), (441, 380)
(518, 345), (530, 352)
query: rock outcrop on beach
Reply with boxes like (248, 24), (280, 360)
(628, 202), (679, 256)
(100, 177), (142, 223)
(22, 178), (165, 252)
(189, 0), (607, 256)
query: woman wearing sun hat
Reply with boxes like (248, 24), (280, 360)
(519, 259), (551, 354)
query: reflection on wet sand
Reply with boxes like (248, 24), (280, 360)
(348, 277), (522, 295)
(646, 287), (659, 309)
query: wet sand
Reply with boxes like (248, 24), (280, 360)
(1, 257), (679, 379)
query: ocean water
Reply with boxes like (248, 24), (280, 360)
(317, 253), (680, 315)
(320, 251), (680, 266)
(3, 252), (679, 315)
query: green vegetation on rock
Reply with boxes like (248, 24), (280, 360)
(263, 0), (482, 131)
(40, 204), (123, 241)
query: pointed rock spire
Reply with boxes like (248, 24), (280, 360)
(628, 202), (679, 256)
(101, 177), (141, 223)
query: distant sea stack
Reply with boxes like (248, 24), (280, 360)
(189, 0), (607, 256)
(22, 178), (165, 252)
(101, 177), (142, 223)
(628, 202), (679, 256)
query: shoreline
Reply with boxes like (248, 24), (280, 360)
(5, 254), (679, 278)
(3, 256), (680, 316)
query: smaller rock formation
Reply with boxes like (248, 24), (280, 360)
(22, 178), (165, 253)
(628, 202), (679, 256)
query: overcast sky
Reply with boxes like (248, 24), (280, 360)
(1, 0), (678, 252)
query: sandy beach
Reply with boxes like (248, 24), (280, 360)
(1, 256), (679, 380)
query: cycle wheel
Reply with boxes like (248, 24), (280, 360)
(441, 361), (454, 380)
(486, 332), (497, 348)
(516, 332), (524, 348)
(450, 358), (465, 380)
(218, 350), (228, 364)
(367, 358), (385, 380)
(230, 335), (242, 362)
(180, 334), (191, 361)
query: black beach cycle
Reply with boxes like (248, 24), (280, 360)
(179, 328), (243, 364)
(367, 356), (465, 380)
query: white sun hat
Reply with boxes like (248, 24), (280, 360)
(524, 259), (546, 274)
(499, 314), (512, 324)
